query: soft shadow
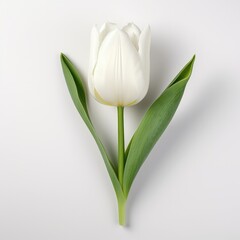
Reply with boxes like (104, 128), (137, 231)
(126, 77), (227, 226)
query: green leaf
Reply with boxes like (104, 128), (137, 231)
(123, 55), (195, 196)
(60, 53), (125, 203)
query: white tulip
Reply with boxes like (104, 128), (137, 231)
(88, 22), (151, 106)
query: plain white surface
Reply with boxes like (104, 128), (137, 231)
(1, 0), (240, 239)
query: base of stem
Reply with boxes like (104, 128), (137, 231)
(118, 199), (126, 226)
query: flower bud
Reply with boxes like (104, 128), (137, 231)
(88, 22), (151, 106)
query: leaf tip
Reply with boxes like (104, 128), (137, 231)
(60, 52), (66, 61)
(192, 54), (196, 63)
(184, 54), (196, 79)
(188, 54), (196, 75)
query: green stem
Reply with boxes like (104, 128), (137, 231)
(118, 198), (126, 226)
(117, 106), (125, 186)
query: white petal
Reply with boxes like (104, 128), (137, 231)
(88, 73), (95, 97)
(88, 25), (99, 96)
(136, 26), (151, 103)
(99, 22), (118, 44)
(138, 25), (151, 81)
(88, 26), (99, 74)
(122, 23), (141, 50)
(93, 29), (146, 106)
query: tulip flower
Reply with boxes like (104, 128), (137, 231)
(88, 22), (151, 106)
(61, 21), (195, 226)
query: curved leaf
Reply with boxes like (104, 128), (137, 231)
(60, 53), (125, 203)
(123, 55), (195, 196)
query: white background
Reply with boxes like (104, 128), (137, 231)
(1, 0), (240, 239)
